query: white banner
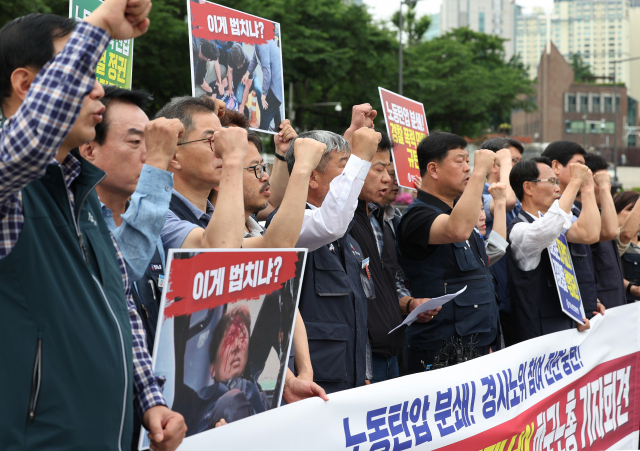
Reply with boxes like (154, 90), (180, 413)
(179, 303), (640, 451)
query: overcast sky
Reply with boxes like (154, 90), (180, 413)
(362, 0), (554, 24)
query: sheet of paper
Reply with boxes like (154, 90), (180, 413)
(388, 286), (467, 334)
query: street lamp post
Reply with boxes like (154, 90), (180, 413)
(398, 0), (421, 95)
(611, 55), (640, 181)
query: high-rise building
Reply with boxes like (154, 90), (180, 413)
(440, 0), (519, 60)
(516, 0), (633, 95)
(425, 12), (440, 41)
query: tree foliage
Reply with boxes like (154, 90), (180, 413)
(391, 3), (432, 47)
(570, 53), (594, 83)
(402, 28), (535, 136)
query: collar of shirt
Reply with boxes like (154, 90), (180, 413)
(172, 188), (214, 222)
(306, 202), (318, 210)
(416, 189), (454, 214)
(244, 215), (265, 238)
(53, 153), (82, 192)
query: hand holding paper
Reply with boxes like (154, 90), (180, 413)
(389, 286), (467, 334)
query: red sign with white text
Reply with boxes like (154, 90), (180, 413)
(378, 87), (429, 189)
(190, 1), (275, 45)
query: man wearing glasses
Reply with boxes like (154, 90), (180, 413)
(506, 157), (600, 343)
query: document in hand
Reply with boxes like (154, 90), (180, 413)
(388, 286), (467, 334)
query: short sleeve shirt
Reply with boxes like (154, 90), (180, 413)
(397, 190), (453, 261)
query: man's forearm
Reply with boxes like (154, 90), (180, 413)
(266, 158), (289, 209)
(249, 166), (311, 248)
(293, 311), (313, 380)
(499, 164), (517, 210)
(620, 199), (640, 244)
(0, 22), (110, 205)
(116, 166), (173, 280)
(204, 159), (244, 248)
(571, 188), (601, 244)
(491, 199), (507, 240)
(599, 186), (619, 241)
(447, 172), (487, 239)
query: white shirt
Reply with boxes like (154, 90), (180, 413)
(296, 154), (371, 252)
(508, 200), (575, 271)
(243, 215), (265, 238)
(475, 228), (509, 266)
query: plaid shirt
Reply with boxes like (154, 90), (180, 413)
(0, 23), (165, 414)
(368, 203), (412, 300)
(0, 22), (109, 257)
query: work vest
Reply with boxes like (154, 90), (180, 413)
(591, 239), (626, 308)
(397, 199), (498, 351)
(506, 213), (574, 344)
(295, 214), (370, 393)
(0, 155), (133, 450)
(569, 204), (598, 318)
(622, 245), (640, 302)
(132, 246), (164, 353)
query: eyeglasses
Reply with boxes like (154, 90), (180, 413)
(530, 177), (559, 186)
(244, 163), (271, 179)
(177, 136), (214, 151)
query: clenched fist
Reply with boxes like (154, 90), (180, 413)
(473, 149), (497, 177)
(293, 138), (327, 174)
(144, 118), (184, 170)
(86, 0), (152, 40)
(351, 127), (382, 162)
(213, 127), (248, 163)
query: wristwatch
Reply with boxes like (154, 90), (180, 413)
(406, 297), (414, 313)
(274, 152), (286, 161)
(627, 283), (636, 294)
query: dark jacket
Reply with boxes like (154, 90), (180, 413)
(0, 156), (133, 450)
(350, 200), (405, 357)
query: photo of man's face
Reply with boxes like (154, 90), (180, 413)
(210, 309), (250, 382)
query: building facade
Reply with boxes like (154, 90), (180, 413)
(440, 0), (519, 60)
(516, 0), (634, 95)
(511, 43), (637, 152)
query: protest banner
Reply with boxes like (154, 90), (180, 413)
(139, 248), (307, 449)
(378, 87), (429, 189)
(548, 233), (587, 324)
(69, 0), (134, 88)
(180, 302), (640, 451)
(187, 0), (285, 135)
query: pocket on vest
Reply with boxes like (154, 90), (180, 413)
(314, 251), (350, 296)
(305, 322), (349, 383)
(452, 241), (480, 271)
(596, 268), (623, 291)
(623, 253), (640, 281)
(445, 275), (496, 337)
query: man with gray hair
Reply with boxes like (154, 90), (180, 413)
(267, 121), (382, 393)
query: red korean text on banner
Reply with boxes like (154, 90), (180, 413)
(378, 87), (429, 189)
(164, 251), (299, 318)
(190, 1), (275, 45)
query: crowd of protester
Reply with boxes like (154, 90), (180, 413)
(2, 1), (640, 450)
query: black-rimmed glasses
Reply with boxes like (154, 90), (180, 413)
(244, 163), (271, 179)
(177, 136), (214, 151)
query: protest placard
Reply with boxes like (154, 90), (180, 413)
(181, 303), (640, 451)
(548, 233), (587, 324)
(69, 0), (134, 88)
(378, 87), (429, 189)
(139, 248), (307, 449)
(187, 0), (285, 134)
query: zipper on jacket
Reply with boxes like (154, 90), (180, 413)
(60, 167), (126, 451)
(27, 334), (43, 424)
(444, 282), (447, 294)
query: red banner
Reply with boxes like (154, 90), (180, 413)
(378, 87), (429, 189)
(190, 1), (275, 45)
(163, 250), (300, 318)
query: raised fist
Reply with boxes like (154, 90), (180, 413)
(569, 163), (590, 183)
(275, 120), (297, 156)
(213, 127), (248, 163)
(86, 0), (152, 40)
(473, 149), (496, 177)
(349, 103), (377, 131)
(293, 138), (327, 173)
(352, 127), (382, 162)
(488, 182), (507, 202)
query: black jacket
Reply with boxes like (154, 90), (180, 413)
(350, 200), (404, 356)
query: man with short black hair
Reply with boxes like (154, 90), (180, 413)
(542, 142), (610, 317)
(583, 153), (626, 308)
(507, 157), (599, 343)
(397, 131), (499, 374)
(479, 137), (523, 346)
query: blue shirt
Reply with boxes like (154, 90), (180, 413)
(161, 189), (215, 255)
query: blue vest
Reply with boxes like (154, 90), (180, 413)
(397, 199), (498, 351)
(569, 204), (598, 318)
(591, 239), (626, 308)
(297, 224), (370, 394)
(506, 214), (574, 343)
(622, 246), (640, 302)
(132, 246), (164, 353)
